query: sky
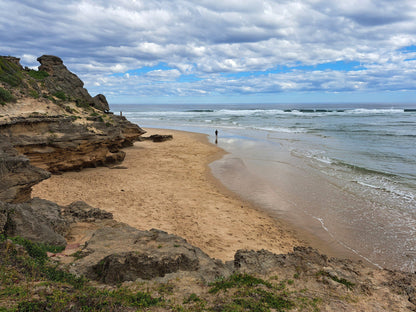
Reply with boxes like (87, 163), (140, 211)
(1, 0), (416, 105)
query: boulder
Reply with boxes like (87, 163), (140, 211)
(140, 134), (173, 142)
(1, 200), (67, 247)
(2, 115), (144, 173)
(92, 94), (110, 112)
(72, 225), (231, 284)
(62, 201), (113, 222)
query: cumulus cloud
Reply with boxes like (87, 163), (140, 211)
(0, 0), (416, 102)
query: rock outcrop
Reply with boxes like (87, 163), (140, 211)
(92, 94), (110, 112)
(140, 134), (173, 142)
(0, 55), (145, 173)
(0, 199), (67, 247)
(71, 224), (230, 284)
(0, 135), (50, 203)
(37, 55), (95, 109)
(2, 114), (143, 173)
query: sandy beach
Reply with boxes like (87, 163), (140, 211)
(32, 128), (303, 261)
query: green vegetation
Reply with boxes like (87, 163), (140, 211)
(0, 58), (22, 87)
(29, 89), (40, 99)
(27, 69), (49, 80)
(183, 293), (203, 304)
(64, 105), (74, 113)
(209, 273), (273, 294)
(75, 99), (91, 109)
(5, 236), (65, 265)
(0, 236), (163, 311)
(53, 91), (67, 101)
(317, 270), (355, 290)
(209, 273), (294, 311)
(0, 87), (15, 105)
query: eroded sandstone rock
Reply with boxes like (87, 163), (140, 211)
(0, 135), (50, 203)
(71, 225), (231, 284)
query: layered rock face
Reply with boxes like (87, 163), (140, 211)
(3, 114), (143, 173)
(0, 135), (50, 203)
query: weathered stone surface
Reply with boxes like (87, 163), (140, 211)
(63, 201), (113, 222)
(1, 115), (144, 173)
(0, 135), (50, 203)
(234, 246), (329, 274)
(72, 225), (231, 284)
(140, 134), (173, 142)
(30, 197), (70, 237)
(2, 200), (67, 247)
(37, 55), (94, 105)
(384, 270), (416, 305)
(92, 94), (109, 112)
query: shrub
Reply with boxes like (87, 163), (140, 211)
(29, 89), (39, 99)
(53, 91), (67, 101)
(0, 87), (15, 105)
(28, 69), (49, 80)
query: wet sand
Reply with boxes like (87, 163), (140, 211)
(33, 128), (304, 261)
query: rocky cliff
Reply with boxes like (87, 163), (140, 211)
(0, 55), (145, 175)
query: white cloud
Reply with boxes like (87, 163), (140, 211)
(1, 0), (416, 102)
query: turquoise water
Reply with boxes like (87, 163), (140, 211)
(112, 103), (416, 271)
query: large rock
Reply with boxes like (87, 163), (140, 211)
(1, 199), (67, 247)
(1, 115), (144, 173)
(0, 199), (112, 247)
(233, 246), (329, 274)
(62, 201), (113, 223)
(72, 225), (231, 284)
(92, 94), (109, 112)
(37, 55), (94, 107)
(0, 135), (50, 203)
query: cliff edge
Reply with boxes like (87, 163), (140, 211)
(0, 55), (145, 177)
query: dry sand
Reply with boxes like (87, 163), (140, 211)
(33, 128), (303, 261)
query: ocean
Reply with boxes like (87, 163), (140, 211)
(112, 103), (416, 272)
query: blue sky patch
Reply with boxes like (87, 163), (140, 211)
(221, 61), (365, 78)
(111, 62), (175, 77)
(398, 45), (416, 53)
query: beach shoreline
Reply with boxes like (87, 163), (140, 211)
(33, 128), (307, 261)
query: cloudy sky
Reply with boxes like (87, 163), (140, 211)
(1, 0), (416, 104)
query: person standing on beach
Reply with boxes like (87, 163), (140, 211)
(215, 129), (218, 144)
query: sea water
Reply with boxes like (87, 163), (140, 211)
(112, 103), (416, 271)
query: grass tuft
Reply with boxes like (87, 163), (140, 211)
(27, 69), (49, 80)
